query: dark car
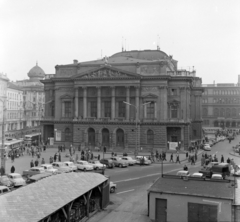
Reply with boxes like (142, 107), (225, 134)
(100, 159), (115, 168)
(199, 163), (230, 179)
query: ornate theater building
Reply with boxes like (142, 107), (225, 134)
(42, 49), (203, 151)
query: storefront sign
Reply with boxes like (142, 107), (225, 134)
(56, 131), (61, 141)
(169, 142), (178, 150)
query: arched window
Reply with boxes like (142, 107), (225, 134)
(214, 108), (219, 117)
(226, 108), (230, 117)
(147, 129), (154, 145)
(65, 128), (71, 142)
(220, 108), (225, 117)
(88, 128), (95, 146)
(116, 129), (124, 146)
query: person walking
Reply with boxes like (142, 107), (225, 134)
(30, 160), (34, 168)
(54, 154), (57, 162)
(98, 154), (100, 160)
(186, 152), (188, 159)
(58, 153), (61, 162)
(191, 155), (195, 165)
(91, 152), (94, 160)
(170, 153), (173, 162)
(176, 154), (180, 164)
(156, 151), (159, 162)
(41, 158), (45, 164)
(221, 155), (224, 163)
(11, 154), (15, 163)
(227, 157), (231, 164)
(35, 159), (39, 167)
(11, 165), (15, 173)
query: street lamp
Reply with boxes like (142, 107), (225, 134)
(123, 101), (151, 156)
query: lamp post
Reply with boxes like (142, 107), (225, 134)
(123, 101), (151, 156)
(0, 97), (6, 175)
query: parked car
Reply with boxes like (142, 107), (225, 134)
(0, 176), (14, 188)
(52, 162), (72, 173)
(120, 156), (137, 166)
(26, 172), (53, 184)
(203, 144), (211, 151)
(41, 164), (58, 174)
(199, 163), (230, 179)
(88, 160), (106, 170)
(7, 173), (26, 187)
(191, 173), (204, 178)
(0, 186), (10, 195)
(76, 160), (94, 171)
(100, 159), (115, 168)
(135, 156), (151, 165)
(110, 181), (117, 193)
(211, 174), (223, 180)
(22, 167), (45, 178)
(109, 157), (128, 168)
(233, 165), (240, 176)
(177, 170), (190, 177)
(64, 161), (77, 171)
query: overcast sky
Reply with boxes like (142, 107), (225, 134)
(1, 0), (240, 84)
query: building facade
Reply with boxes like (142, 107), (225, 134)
(6, 63), (45, 138)
(202, 76), (240, 129)
(42, 49), (203, 151)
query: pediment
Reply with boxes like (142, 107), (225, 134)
(72, 66), (140, 79)
(142, 93), (158, 98)
(60, 94), (72, 100)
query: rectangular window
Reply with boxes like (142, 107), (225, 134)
(118, 101), (125, 117)
(64, 102), (71, 117)
(171, 88), (178, 96)
(104, 101), (111, 117)
(90, 101), (97, 118)
(171, 106), (178, 118)
(147, 102), (154, 118)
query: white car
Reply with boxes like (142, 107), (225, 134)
(41, 164), (58, 174)
(64, 161), (77, 171)
(203, 144), (211, 151)
(76, 160), (94, 171)
(233, 165), (240, 176)
(177, 170), (190, 177)
(110, 181), (117, 193)
(191, 173), (204, 178)
(120, 156), (137, 166)
(135, 156), (151, 165)
(52, 162), (72, 173)
(7, 173), (26, 187)
(211, 174), (223, 179)
(88, 160), (106, 170)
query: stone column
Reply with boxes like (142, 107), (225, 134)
(159, 86), (168, 120)
(111, 86), (115, 120)
(135, 86), (140, 120)
(126, 86), (130, 120)
(83, 87), (87, 118)
(74, 87), (78, 119)
(97, 87), (101, 119)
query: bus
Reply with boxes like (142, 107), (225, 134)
(24, 133), (41, 146)
(0, 138), (24, 157)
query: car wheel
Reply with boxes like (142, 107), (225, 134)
(84, 168), (86, 172)
(110, 187), (115, 193)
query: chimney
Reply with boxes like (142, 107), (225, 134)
(73, 60), (78, 64)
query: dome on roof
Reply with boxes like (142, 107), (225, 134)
(27, 63), (45, 79)
(110, 50), (169, 61)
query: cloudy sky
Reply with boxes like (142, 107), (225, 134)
(1, 0), (239, 84)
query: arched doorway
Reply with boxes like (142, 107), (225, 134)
(116, 129), (124, 147)
(88, 128), (95, 146)
(102, 128), (110, 147)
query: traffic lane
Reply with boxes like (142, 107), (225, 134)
(113, 165), (184, 194)
(105, 162), (183, 182)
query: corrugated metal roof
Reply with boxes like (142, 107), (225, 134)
(148, 176), (234, 200)
(0, 172), (107, 222)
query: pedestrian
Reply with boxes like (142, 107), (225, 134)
(30, 160), (34, 168)
(11, 154), (14, 163)
(73, 146), (75, 155)
(50, 156), (53, 164)
(98, 154), (100, 160)
(91, 152), (94, 160)
(194, 152), (197, 161)
(111, 152), (114, 157)
(58, 153), (61, 162)
(10, 165), (15, 173)
(191, 155), (195, 165)
(54, 154), (57, 162)
(35, 159), (39, 167)
(163, 152), (167, 161)
(156, 151), (159, 162)
(170, 153), (173, 162)
(183, 165), (188, 171)
(186, 152), (188, 158)
(227, 157), (231, 164)
(104, 146), (106, 153)
(41, 158), (45, 164)
(221, 155), (224, 163)
(176, 154), (180, 164)
(201, 155), (205, 166)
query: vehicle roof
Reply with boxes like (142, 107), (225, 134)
(0, 186), (8, 189)
(41, 164), (52, 166)
(8, 173), (21, 176)
(0, 173), (108, 222)
(29, 172), (53, 181)
(192, 173), (203, 175)
(64, 161), (73, 164)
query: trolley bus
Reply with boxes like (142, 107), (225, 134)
(0, 139), (24, 157)
(24, 133), (41, 146)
